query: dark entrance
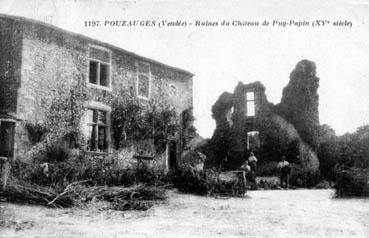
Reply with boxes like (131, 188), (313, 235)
(0, 121), (15, 158)
(168, 141), (177, 169)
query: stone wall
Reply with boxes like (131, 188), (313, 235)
(0, 17), (23, 116)
(230, 81), (273, 153)
(205, 60), (320, 172)
(2, 16), (193, 170)
(277, 60), (320, 150)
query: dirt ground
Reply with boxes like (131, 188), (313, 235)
(1, 189), (369, 238)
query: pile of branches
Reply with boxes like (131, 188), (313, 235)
(336, 167), (369, 197)
(0, 176), (87, 208)
(0, 177), (167, 211)
(77, 184), (167, 211)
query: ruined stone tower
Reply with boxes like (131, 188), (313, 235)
(205, 60), (320, 172)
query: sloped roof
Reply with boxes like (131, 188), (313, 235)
(0, 13), (194, 77)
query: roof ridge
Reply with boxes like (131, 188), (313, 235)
(0, 13), (194, 76)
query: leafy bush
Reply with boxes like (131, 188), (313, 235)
(336, 167), (369, 197)
(111, 93), (144, 149)
(180, 107), (198, 150)
(336, 125), (369, 169)
(289, 163), (321, 188)
(169, 168), (210, 195)
(256, 161), (279, 177)
(44, 143), (71, 163)
(11, 154), (165, 189)
(168, 168), (246, 196)
(30, 79), (87, 153)
(317, 141), (339, 181)
(257, 177), (280, 190)
(111, 93), (179, 153)
(316, 124), (369, 182)
(317, 124), (340, 181)
(25, 122), (48, 144)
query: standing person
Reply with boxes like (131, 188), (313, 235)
(277, 155), (291, 189)
(248, 152), (258, 173)
(240, 160), (251, 190)
(248, 151), (258, 189)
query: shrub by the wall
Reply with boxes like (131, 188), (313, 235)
(289, 163), (321, 188)
(44, 143), (71, 163)
(11, 152), (165, 189)
(169, 168), (246, 196)
(256, 161), (279, 177)
(336, 167), (369, 197)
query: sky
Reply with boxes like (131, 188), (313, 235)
(1, 0), (369, 138)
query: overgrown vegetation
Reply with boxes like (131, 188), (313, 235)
(11, 150), (166, 188)
(25, 122), (48, 145)
(5, 153), (246, 210)
(26, 79), (88, 159)
(7, 153), (168, 210)
(335, 168), (369, 197)
(204, 60), (321, 174)
(277, 60), (320, 151)
(317, 124), (369, 196)
(6, 83), (181, 210)
(317, 124), (339, 181)
(111, 91), (179, 153)
(180, 107), (198, 150)
(169, 168), (246, 197)
(289, 164), (321, 188)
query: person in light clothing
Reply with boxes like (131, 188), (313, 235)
(240, 160), (251, 189)
(248, 152), (258, 172)
(277, 155), (291, 189)
(247, 152), (258, 189)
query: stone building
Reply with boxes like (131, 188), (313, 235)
(207, 60), (320, 172)
(0, 14), (193, 171)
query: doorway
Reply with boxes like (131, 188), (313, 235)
(168, 141), (177, 169)
(247, 130), (260, 151)
(0, 120), (15, 158)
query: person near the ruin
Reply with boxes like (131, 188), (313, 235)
(247, 151), (258, 188)
(277, 155), (291, 189)
(248, 151), (258, 172)
(240, 160), (251, 189)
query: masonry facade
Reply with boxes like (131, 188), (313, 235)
(0, 15), (193, 170)
(207, 60), (320, 172)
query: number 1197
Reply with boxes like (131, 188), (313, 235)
(84, 21), (100, 27)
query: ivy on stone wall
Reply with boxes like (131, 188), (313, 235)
(25, 122), (48, 145)
(28, 76), (87, 158)
(111, 90), (179, 153)
(204, 59), (321, 171)
(277, 59), (320, 150)
(146, 101), (179, 153)
(111, 90), (144, 149)
(180, 107), (197, 150)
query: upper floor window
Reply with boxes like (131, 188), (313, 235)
(88, 46), (111, 89)
(246, 91), (255, 117)
(137, 62), (151, 99)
